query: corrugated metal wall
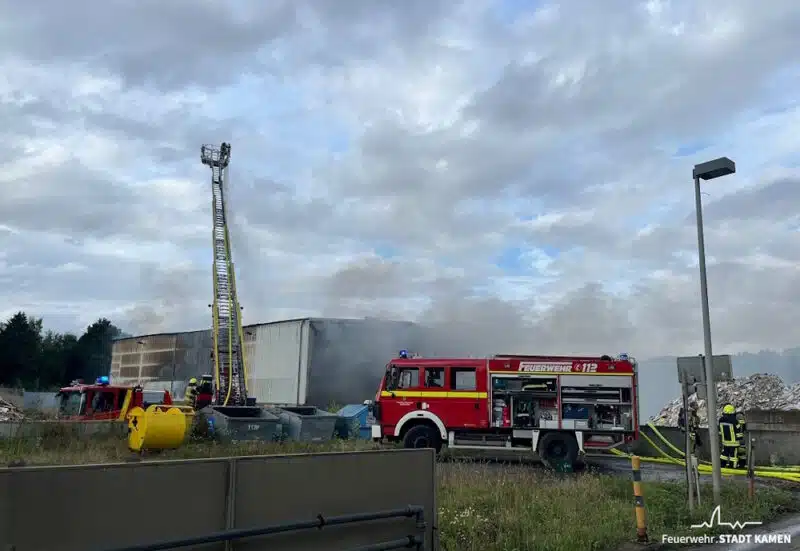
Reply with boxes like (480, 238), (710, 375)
(112, 321), (310, 404)
(247, 320), (310, 404)
(111, 317), (429, 407)
(111, 330), (213, 397)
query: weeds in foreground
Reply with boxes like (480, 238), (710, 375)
(2, 436), (798, 551)
(438, 461), (798, 551)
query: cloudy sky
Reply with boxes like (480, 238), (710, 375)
(2, 0), (799, 361)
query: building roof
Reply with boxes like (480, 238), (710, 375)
(113, 316), (417, 342)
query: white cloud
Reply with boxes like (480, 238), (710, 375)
(1, 1), (798, 397)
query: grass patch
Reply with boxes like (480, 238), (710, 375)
(3, 437), (798, 550)
(439, 460), (799, 551)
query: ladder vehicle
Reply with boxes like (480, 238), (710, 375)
(198, 142), (276, 441)
(56, 377), (174, 421)
(201, 142), (250, 408)
(367, 352), (640, 467)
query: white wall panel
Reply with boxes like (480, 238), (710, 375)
(247, 319), (310, 404)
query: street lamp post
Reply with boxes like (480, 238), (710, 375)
(692, 156), (736, 506)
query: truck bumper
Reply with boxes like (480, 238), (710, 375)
(371, 425), (382, 439)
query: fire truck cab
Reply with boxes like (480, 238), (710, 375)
(367, 352), (639, 467)
(56, 377), (173, 421)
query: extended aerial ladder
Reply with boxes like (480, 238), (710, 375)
(201, 142), (249, 407)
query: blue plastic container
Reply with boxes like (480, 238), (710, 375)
(335, 404), (371, 439)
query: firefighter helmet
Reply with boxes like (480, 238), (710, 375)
(722, 404), (735, 415)
(189, 377), (198, 385)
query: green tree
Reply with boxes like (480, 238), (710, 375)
(75, 318), (122, 383)
(0, 313), (124, 390)
(0, 312), (44, 387)
(39, 331), (80, 389)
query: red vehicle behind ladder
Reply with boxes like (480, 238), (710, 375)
(56, 377), (174, 421)
(367, 352), (639, 467)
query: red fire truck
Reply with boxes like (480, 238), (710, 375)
(56, 377), (174, 421)
(367, 352), (639, 466)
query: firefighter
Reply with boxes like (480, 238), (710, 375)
(198, 375), (213, 395)
(184, 378), (199, 406)
(194, 375), (213, 410)
(719, 403), (743, 468)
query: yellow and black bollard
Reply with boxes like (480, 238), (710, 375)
(631, 455), (649, 543)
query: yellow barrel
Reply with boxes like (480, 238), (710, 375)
(127, 405), (189, 452)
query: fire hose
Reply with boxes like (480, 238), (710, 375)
(605, 423), (800, 483)
(644, 422), (800, 473)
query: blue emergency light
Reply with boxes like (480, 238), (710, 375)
(618, 353), (628, 361)
(96, 376), (110, 385)
(398, 349), (409, 359)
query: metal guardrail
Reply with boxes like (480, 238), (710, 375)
(97, 506), (426, 551)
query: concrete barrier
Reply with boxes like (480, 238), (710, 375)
(0, 449), (437, 551)
(22, 391), (59, 413)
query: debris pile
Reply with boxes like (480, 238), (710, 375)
(0, 396), (24, 422)
(650, 373), (800, 427)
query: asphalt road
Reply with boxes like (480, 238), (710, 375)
(585, 455), (694, 481)
(441, 450), (691, 479)
(443, 449), (697, 481)
(444, 451), (792, 489)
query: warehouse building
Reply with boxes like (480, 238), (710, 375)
(110, 317), (431, 407)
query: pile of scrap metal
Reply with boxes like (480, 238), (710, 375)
(0, 396), (23, 422)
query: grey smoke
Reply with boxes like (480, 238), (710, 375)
(123, 263), (205, 335)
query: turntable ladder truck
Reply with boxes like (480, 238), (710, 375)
(200, 142), (249, 407)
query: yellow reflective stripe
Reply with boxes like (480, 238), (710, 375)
(118, 389), (132, 421)
(380, 391), (488, 399)
(720, 423), (738, 445)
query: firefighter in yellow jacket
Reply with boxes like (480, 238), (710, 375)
(184, 378), (199, 407)
(719, 404), (746, 468)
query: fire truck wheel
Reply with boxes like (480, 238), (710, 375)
(538, 432), (579, 467)
(403, 424), (442, 453)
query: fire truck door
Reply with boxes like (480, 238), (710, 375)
(383, 365), (423, 432)
(446, 367), (488, 429)
(88, 389), (118, 420)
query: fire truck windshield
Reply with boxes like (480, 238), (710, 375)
(384, 366), (399, 391)
(384, 365), (419, 391)
(58, 391), (86, 417)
